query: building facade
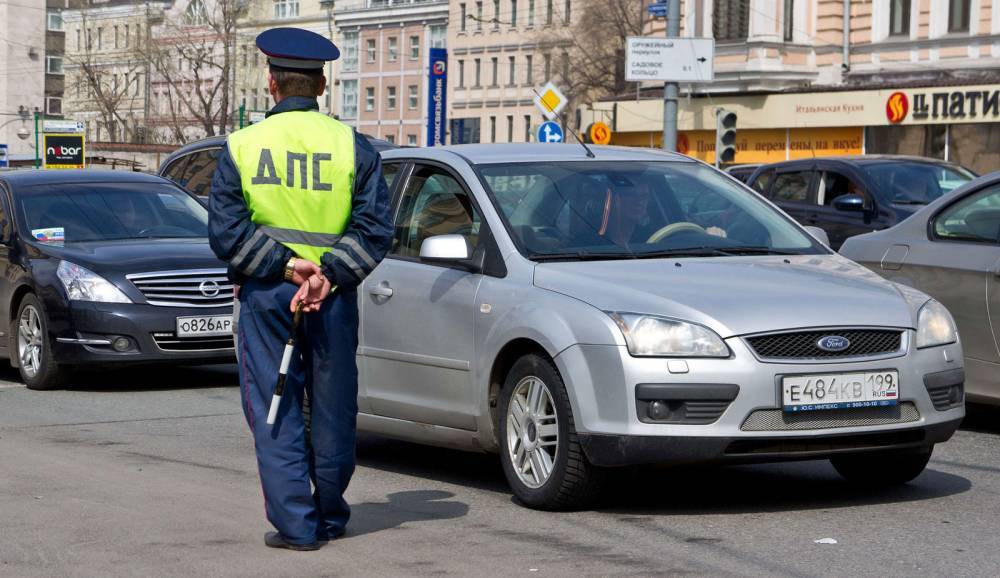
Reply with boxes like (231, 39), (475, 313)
(332, 0), (448, 145)
(0, 0), (47, 159)
(448, 0), (577, 144)
(587, 0), (1000, 174)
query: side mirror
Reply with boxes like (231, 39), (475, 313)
(832, 193), (867, 213)
(419, 234), (472, 262)
(804, 226), (830, 247)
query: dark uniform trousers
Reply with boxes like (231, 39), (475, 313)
(237, 277), (359, 544)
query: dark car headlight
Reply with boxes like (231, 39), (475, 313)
(57, 261), (132, 304)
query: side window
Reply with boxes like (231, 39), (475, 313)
(770, 170), (813, 203)
(179, 149), (221, 197)
(382, 162), (400, 192)
(751, 170), (773, 195)
(932, 184), (1000, 244)
(819, 170), (866, 206)
(392, 165), (481, 258)
(161, 156), (191, 186)
(0, 192), (10, 242)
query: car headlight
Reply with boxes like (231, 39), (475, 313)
(608, 312), (730, 357)
(916, 300), (957, 349)
(57, 261), (131, 304)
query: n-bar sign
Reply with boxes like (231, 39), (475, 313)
(625, 37), (714, 83)
(44, 133), (85, 169)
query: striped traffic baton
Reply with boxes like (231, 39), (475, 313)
(266, 301), (305, 426)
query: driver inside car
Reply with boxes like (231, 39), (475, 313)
(595, 177), (728, 246)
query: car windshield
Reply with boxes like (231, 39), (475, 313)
(476, 161), (824, 260)
(18, 182), (207, 243)
(865, 161), (975, 205)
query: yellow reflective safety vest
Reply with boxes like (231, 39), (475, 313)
(227, 111), (355, 265)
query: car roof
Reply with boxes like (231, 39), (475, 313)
(0, 169), (173, 188)
(755, 155), (966, 169)
(380, 143), (693, 165)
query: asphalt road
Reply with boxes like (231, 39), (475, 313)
(1, 364), (998, 577)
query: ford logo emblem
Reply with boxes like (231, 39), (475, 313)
(199, 280), (221, 298)
(817, 335), (851, 352)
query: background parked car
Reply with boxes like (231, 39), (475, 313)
(746, 156), (976, 249)
(159, 133), (397, 198)
(840, 171), (1000, 405)
(725, 163), (762, 183)
(0, 170), (235, 389)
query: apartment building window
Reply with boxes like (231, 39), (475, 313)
(387, 86), (397, 110)
(560, 52), (569, 82)
(476, 2), (484, 30)
(407, 134), (418, 146)
(430, 24), (447, 47)
(948, 0), (970, 32)
(543, 52), (551, 80)
(273, 0), (299, 19)
(528, 0), (535, 26)
(889, 0), (911, 36)
(386, 134), (396, 144)
(408, 85), (418, 109)
(367, 39), (376, 63)
(564, 0), (571, 24)
(342, 79), (358, 118)
(506, 115), (514, 142)
(186, 0), (207, 25)
(46, 97), (63, 116)
(365, 87), (375, 111)
(47, 11), (63, 31)
(342, 31), (359, 71)
(491, 57), (498, 86)
(388, 37), (398, 62)
(524, 115), (531, 141)
(86, 28), (92, 50)
(409, 35), (420, 60)
(508, 55), (516, 85)
(134, 73), (141, 95)
(458, 59), (465, 86)
(713, 0), (750, 41)
(511, 0), (518, 25)
(493, 0), (500, 29)
(460, 3), (467, 32)
(252, 88), (259, 111)
(76, 29), (80, 50)
(241, 45), (247, 67)
(97, 27), (103, 50)
(490, 116), (497, 142)
(783, 0), (793, 41)
(546, 0), (553, 25)
(125, 24), (130, 48)
(525, 54), (533, 84)
(474, 58), (482, 87)
(46, 56), (64, 75)
(114, 25), (119, 49)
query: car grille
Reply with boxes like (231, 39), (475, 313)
(745, 329), (903, 360)
(741, 402), (920, 431)
(127, 269), (233, 308)
(152, 332), (234, 352)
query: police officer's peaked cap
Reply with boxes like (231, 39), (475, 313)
(256, 27), (340, 70)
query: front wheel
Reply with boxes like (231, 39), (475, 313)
(830, 446), (933, 486)
(498, 354), (606, 510)
(13, 294), (67, 390)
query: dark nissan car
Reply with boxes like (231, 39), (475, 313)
(159, 133), (397, 198)
(746, 156), (976, 249)
(0, 170), (234, 390)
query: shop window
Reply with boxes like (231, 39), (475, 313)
(713, 0), (749, 41)
(865, 125), (946, 161)
(947, 123), (1000, 176)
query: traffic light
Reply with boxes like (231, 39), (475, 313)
(715, 109), (737, 167)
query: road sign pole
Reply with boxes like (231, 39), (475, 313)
(662, 0), (680, 152)
(34, 111), (40, 169)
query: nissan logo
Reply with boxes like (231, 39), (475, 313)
(199, 280), (221, 298)
(816, 335), (851, 352)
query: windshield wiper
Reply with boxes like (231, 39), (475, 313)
(632, 246), (800, 259)
(529, 250), (636, 262)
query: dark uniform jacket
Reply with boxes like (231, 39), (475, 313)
(208, 96), (393, 290)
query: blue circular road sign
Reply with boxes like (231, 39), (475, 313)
(537, 121), (564, 143)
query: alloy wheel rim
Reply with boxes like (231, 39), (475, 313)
(17, 305), (42, 378)
(506, 376), (559, 489)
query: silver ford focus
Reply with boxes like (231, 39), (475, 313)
(358, 144), (964, 510)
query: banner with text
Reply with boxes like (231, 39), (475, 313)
(426, 48), (448, 146)
(43, 133), (85, 169)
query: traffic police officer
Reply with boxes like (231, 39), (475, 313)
(208, 27), (392, 551)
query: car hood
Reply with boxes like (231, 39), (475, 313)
(31, 238), (224, 274)
(533, 255), (918, 338)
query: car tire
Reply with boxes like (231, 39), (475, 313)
(498, 353), (606, 510)
(830, 446), (933, 486)
(12, 294), (67, 391)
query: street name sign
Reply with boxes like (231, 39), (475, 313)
(625, 37), (715, 83)
(537, 121), (564, 143)
(42, 120), (85, 134)
(647, 1), (667, 17)
(249, 111), (266, 124)
(534, 82), (568, 121)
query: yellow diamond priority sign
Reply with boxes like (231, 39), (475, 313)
(534, 82), (567, 121)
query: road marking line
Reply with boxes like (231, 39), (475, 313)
(0, 383), (25, 390)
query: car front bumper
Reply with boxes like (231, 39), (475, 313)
(555, 331), (965, 467)
(47, 300), (235, 365)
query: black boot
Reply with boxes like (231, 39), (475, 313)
(264, 532), (320, 551)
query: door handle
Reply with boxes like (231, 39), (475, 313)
(368, 282), (393, 298)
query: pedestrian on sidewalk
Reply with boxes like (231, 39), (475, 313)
(208, 26), (393, 551)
